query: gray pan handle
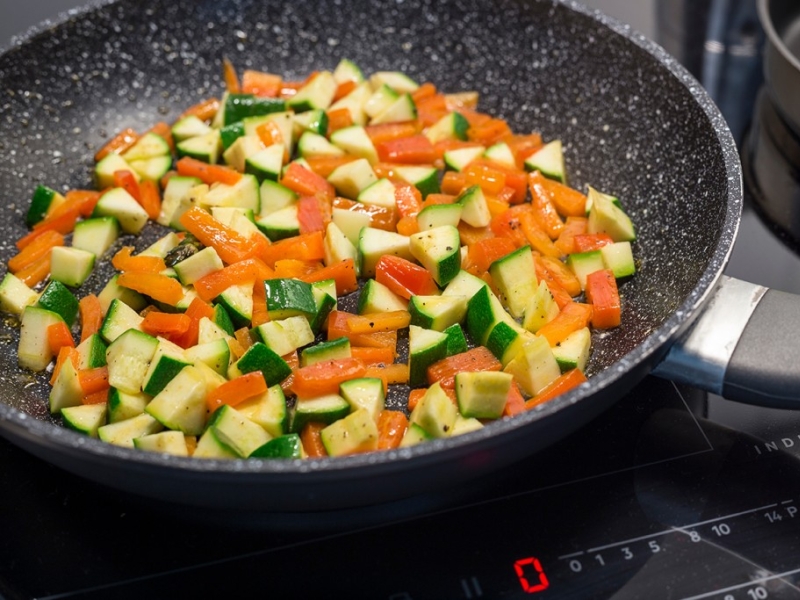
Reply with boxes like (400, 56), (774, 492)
(652, 275), (800, 408)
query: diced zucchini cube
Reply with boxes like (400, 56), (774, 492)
(409, 382), (458, 438)
(300, 337), (352, 367)
(98, 413), (163, 448)
(237, 384), (289, 438)
(370, 93), (417, 125)
(417, 204), (462, 230)
(489, 245), (537, 318)
(321, 408), (379, 456)
(503, 336), (561, 397)
(93, 187), (149, 234)
(552, 327), (592, 373)
(62, 403), (108, 437)
(134, 431), (190, 456)
(339, 377), (385, 422)
(72, 216), (120, 258)
(524, 139), (567, 184)
(141, 338), (192, 397)
(456, 185), (491, 228)
(228, 342), (292, 387)
(424, 111), (469, 144)
(0, 273), (39, 316)
(146, 365), (209, 436)
(455, 371), (513, 419)
(288, 71), (337, 112)
(327, 158), (378, 200)
(523, 280), (561, 334)
(330, 125), (379, 164)
(358, 227), (413, 279)
(49, 359), (84, 414)
(324, 221), (359, 267)
(290, 394), (351, 433)
(408, 295), (467, 331)
(99, 298), (145, 343)
(36, 280), (79, 326)
(27, 185), (66, 226)
(105, 329), (159, 394)
(254, 315), (315, 357)
(409, 225), (461, 287)
(49, 246), (95, 288)
(18, 306), (64, 371)
(408, 325), (448, 388)
(249, 433), (303, 459)
(263, 278), (317, 320)
(587, 186), (636, 242)
(357, 279), (408, 315)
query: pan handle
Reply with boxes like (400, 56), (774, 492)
(651, 275), (800, 408)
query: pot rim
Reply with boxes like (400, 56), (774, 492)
(759, 0), (800, 73)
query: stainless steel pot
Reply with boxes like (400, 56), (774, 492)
(759, 0), (800, 134)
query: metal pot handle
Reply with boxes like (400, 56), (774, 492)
(652, 275), (800, 408)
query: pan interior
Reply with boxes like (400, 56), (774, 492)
(0, 0), (737, 451)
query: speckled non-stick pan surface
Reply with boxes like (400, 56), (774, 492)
(0, 0), (741, 511)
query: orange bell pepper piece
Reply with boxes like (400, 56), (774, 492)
(8, 229), (64, 273)
(78, 366), (110, 396)
(537, 302), (593, 347)
(377, 410), (409, 450)
(257, 231), (325, 267)
(111, 246), (166, 273)
(192, 257), (272, 302)
(300, 422), (328, 457)
(176, 157), (242, 186)
(326, 107), (355, 134)
(207, 371), (268, 412)
(426, 347), (502, 389)
(117, 272), (184, 306)
(47, 321), (75, 355)
(345, 311), (411, 334)
(222, 56), (241, 93)
(15, 254), (51, 287)
(585, 269), (622, 329)
(94, 127), (139, 162)
(79, 294), (105, 343)
(241, 70), (282, 97)
(377, 135), (437, 164)
(138, 179), (162, 220)
(525, 369), (588, 409)
(113, 170), (142, 203)
(280, 162), (335, 202)
(291, 357), (367, 399)
(180, 97), (220, 122)
(141, 311), (192, 339)
(365, 121), (423, 145)
(299, 258), (359, 295)
(179, 206), (267, 265)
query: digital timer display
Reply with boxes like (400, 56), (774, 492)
(514, 557), (550, 593)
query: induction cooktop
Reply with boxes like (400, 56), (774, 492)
(4, 190), (800, 599)
(5, 325), (800, 599)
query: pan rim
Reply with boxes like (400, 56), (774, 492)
(0, 0), (742, 479)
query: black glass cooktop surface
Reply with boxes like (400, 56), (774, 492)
(2, 197), (800, 599)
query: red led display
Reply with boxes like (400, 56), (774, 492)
(514, 557), (550, 593)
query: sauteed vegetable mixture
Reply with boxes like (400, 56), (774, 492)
(0, 59), (636, 459)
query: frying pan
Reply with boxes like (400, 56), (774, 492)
(0, 0), (796, 512)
